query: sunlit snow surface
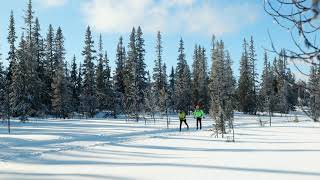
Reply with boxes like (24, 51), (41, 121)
(1, 112), (320, 180)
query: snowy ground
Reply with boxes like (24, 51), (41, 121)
(1, 113), (320, 180)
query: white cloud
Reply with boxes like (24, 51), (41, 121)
(81, 0), (260, 35)
(37, 0), (67, 8)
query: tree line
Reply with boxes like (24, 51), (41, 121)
(1, 0), (318, 126)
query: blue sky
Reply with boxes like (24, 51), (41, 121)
(0, 0), (307, 81)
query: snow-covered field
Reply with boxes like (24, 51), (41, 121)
(1, 113), (320, 180)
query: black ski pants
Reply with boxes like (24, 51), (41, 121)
(196, 117), (202, 130)
(180, 119), (189, 131)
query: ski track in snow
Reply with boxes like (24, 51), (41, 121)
(0, 118), (212, 162)
(0, 115), (309, 162)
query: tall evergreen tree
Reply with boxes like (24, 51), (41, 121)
(104, 51), (114, 112)
(223, 51), (236, 124)
(61, 61), (72, 117)
(153, 31), (164, 111)
(70, 55), (79, 113)
(33, 17), (47, 114)
(96, 34), (108, 111)
(76, 63), (83, 111)
(238, 38), (255, 114)
(80, 26), (96, 117)
(6, 11), (17, 88)
(167, 67), (176, 112)
(124, 28), (137, 115)
(26, 0), (40, 115)
(192, 45), (199, 108)
(274, 50), (289, 114)
(258, 51), (276, 115)
(10, 34), (30, 117)
(135, 26), (147, 113)
(174, 38), (192, 113)
(114, 36), (126, 116)
(44, 24), (55, 80)
(12, 0), (42, 117)
(210, 39), (236, 134)
(51, 27), (68, 118)
(248, 36), (258, 114)
(6, 10), (17, 117)
(124, 27), (147, 119)
(192, 45), (209, 112)
(210, 40), (224, 132)
(42, 24), (55, 113)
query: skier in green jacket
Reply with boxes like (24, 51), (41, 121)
(178, 110), (189, 132)
(193, 105), (205, 130)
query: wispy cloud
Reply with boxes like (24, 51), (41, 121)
(81, 0), (260, 35)
(36, 0), (67, 8)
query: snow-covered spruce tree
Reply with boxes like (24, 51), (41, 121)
(113, 37), (126, 117)
(96, 34), (108, 112)
(33, 18), (43, 65)
(135, 26), (148, 116)
(124, 27), (147, 121)
(5, 11), (17, 118)
(192, 45), (209, 112)
(6, 11), (17, 108)
(80, 26), (97, 117)
(210, 38), (236, 135)
(201, 47), (210, 112)
(192, 45), (200, 108)
(70, 55), (79, 113)
(167, 67), (176, 112)
(62, 61), (72, 117)
(258, 51), (276, 116)
(44, 24), (55, 81)
(278, 50), (297, 113)
(76, 63), (82, 112)
(104, 51), (114, 112)
(10, 34), (30, 118)
(43, 24), (55, 113)
(33, 18), (47, 114)
(18, 0), (43, 116)
(274, 50), (290, 114)
(124, 28), (138, 117)
(223, 51), (236, 129)
(248, 36), (258, 114)
(10, 0), (40, 118)
(174, 38), (192, 113)
(152, 31), (165, 112)
(308, 65), (320, 122)
(238, 38), (255, 114)
(209, 39), (222, 133)
(209, 40), (232, 134)
(51, 27), (70, 118)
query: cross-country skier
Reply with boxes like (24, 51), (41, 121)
(193, 105), (205, 130)
(178, 110), (189, 132)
